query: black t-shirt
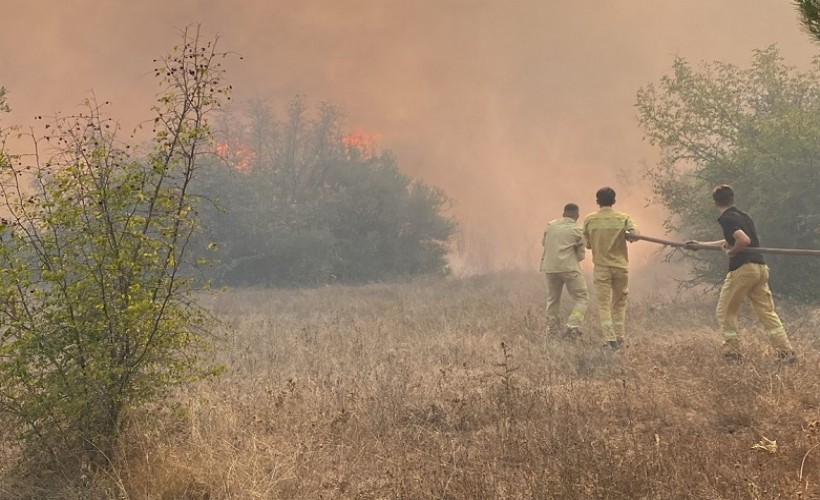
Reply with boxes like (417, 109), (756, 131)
(718, 207), (765, 271)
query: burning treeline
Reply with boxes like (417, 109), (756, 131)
(195, 100), (456, 286)
(2, 2), (817, 272)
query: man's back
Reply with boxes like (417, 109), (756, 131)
(540, 217), (584, 273)
(717, 206), (765, 271)
(583, 207), (637, 268)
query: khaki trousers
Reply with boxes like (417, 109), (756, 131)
(716, 263), (792, 354)
(593, 265), (629, 342)
(545, 271), (589, 331)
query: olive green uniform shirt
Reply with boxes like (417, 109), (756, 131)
(582, 207), (638, 269)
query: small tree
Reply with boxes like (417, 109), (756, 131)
(0, 27), (230, 465)
(636, 46), (820, 300)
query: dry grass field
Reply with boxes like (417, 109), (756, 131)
(2, 271), (820, 499)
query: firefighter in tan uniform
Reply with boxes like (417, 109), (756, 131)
(685, 184), (797, 363)
(539, 203), (589, 338)
(583, 187), (639, 350)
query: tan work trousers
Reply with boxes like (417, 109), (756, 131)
(593, 265), (629, 342)
(545, 271), (589, 331)
(716, 263), (792, 354)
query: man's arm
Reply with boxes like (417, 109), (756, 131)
(684, 238), (728, 250)
(539, 225), (550, 272)
(575, 244), (586, 262)
(574, 227), (585, 261)
(624, 216), (640, 242)
(727, 229), (751, 256)
(701, 239), (728, 247)
(541, 221), (554, 247)
(625, 216), (639, 234)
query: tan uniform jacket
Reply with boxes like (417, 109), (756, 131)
(540, 217), (585, 273)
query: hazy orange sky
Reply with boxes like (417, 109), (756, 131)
(1, 1), (817, 270)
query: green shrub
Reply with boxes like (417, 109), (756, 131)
(0, 27), (229, 466)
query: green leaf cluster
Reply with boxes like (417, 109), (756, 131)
(796, 0), (820, 44)
(0, 87), (8, 114)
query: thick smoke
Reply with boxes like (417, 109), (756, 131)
(1, 1), (816, 271)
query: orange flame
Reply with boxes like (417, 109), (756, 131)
(342, 130), (380, 160)
(215, 141), (255, 173)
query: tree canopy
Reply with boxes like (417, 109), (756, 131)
(796, 0), (820, 43)
(636, 46), (820, 300)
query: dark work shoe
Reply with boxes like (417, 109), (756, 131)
(723, 352), (743, 363)
(775, 350), (798, 365)
(606, 339), (624, 351)
(564, 326), (583, 340)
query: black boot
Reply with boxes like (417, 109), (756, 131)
(775, 350), (798, 365)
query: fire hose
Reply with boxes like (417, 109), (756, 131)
(633, 234), (820, 256)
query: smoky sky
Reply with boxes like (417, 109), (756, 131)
(1, 1), (817, 270)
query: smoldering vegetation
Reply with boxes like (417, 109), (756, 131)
(3, 273), (819, 499)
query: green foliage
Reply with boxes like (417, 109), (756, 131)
(636, 46), (820, 300)
(796, 0), (820, 43)
(0, 27), (229, 465)
(195, 98), (457, 286)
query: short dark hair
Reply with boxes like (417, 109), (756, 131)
(712, 184), (734, 207)
(563, 203), (579, 214)
(596, 187), (616, 206)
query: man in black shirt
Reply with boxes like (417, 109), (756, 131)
(686, 185), (796, 363)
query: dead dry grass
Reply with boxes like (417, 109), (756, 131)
(2, 272), (820, 499)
